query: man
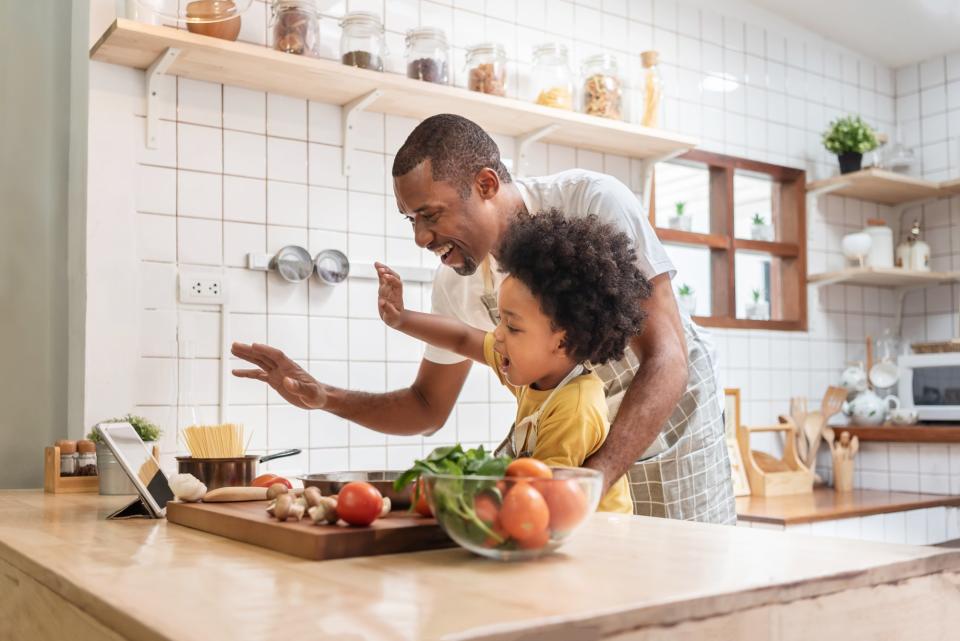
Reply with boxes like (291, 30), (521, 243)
(233, 114), (735, 524)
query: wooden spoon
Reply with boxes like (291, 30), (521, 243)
(849, 435), (859, 459)
(802, 411), (825, 469)
(822, 426), (836, 455)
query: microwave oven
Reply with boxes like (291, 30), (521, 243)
(898, 352), (960, 421)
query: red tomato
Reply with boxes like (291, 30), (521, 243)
(499, 482), (549, 542)
(517, 527), (550, 550)
(506, 458), (553, 480)
(538, 479), (588, 532)
(412, 478), (432, 517)
(252, 473), (291, 489)
(483, 519), (509, 548)
(338, 482), (384, 526)
(474, 493), (499, 524)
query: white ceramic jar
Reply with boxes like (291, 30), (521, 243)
(863, 218), (893, 268)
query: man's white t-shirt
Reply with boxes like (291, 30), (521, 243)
(424, 169), (676, 365)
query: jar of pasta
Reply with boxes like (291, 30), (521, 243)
(639, 50), (664, 128)
(581, 53), (622, 119)
(531, 43), (573, 110)
(465, 42), (507, 96)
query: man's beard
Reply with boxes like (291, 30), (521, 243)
(454, 254), (479, 276)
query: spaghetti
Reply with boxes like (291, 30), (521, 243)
(180, 423), (246, 459)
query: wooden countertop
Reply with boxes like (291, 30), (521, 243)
(2, 491), (960, 641)
(737, 489), (960, 525)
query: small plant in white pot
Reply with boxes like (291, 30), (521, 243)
(750, 213), (773, 241)
(745, 289), (769, 320)
(669, 201), (692, 231)
(676, 283), (696, 316)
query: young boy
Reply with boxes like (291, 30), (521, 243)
(376, 210), (652, 513)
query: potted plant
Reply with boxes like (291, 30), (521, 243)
(668, 201), (691, 231)
(676, 283), (696, 316)
(87, 414), (162, 495)
(822, 115), (878, 174)
(750, 213), (773, 241)
(745, 289), (769, 320)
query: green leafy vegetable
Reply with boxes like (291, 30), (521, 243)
(394, 444), (512, 546)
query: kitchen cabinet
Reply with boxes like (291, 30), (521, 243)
(2, 492), (959, 640)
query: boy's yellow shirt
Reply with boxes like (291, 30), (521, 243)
(483, 333), (633, 514)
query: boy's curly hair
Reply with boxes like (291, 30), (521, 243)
(496, 210), (652, 364)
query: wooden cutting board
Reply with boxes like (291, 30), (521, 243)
(165, 500), (455, 561)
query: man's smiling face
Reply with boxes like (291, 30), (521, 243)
(393, 160), (501, 276)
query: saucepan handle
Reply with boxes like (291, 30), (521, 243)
(259, 448), (301, 463)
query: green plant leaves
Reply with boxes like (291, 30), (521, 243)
(822, 115), (878, 155)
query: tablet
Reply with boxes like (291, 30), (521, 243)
(96, 422), (174, 517)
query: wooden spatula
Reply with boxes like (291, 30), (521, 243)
(821, 386), (847, 421)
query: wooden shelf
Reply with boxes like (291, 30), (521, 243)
(737, 489), (960, 525)
(941, 177), (960, 197)
(807, 169), (943, 205)
(90, 19), (698, 161)
(839, 425), (960, 443)
(807, 267), (960, 288)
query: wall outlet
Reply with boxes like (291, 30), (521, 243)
(179, 270), (228, 304)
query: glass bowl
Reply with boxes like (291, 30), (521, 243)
(423, 467), (603, 561)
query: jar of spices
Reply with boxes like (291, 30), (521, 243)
(58, 440), (78, 477)
(77, 440), (98, 477)
(339, 11), (386, 71)
(271, 0), (320, 57)
(531, 43), (574, 110)
(581, 53), (622, 119)
(405, 27), (450, 84)
(465, 42), (507, 96)
(639, 50), (664, 128)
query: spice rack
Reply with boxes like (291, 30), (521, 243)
(90, 19), (696, 183)
(44, 446), (99, 494)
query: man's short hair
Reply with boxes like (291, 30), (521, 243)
(392, 114), (512, 198)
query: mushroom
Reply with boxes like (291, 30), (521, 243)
(288, 500), (306, 522)
(303, 486), (323, 508)
(308, 496), (339, 525)
(265, 499), (277, 517)
(266, 482), (289, 500)
(379, 496), (392, 518)
(273, 493), (294, 521)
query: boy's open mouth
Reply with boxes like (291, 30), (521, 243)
(499, 354), (511, 373)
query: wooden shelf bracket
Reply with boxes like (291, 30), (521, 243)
(145, 47), (180, 149)
(341, 89), (383, 177)
(514, 124), (559, 178)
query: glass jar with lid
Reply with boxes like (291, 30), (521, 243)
(406, 27), (450, 84)
(465, 42), (507, 96)
(77, 440), (98, 476)
(339, 11), (386, 71)
(531, 43), (574, 110)
(639, 50), (664, 127)
(271, 0), (320, 57)
(581, 53), (622, 119)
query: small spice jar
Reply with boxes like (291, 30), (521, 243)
(339, 11), (386, 71)
(77, 440), (98, 477)
(465, 42), (507, 96)
(57, 440), (78, 477)
(405, 27), (450, 84)
(271, 0), (320, 57)
(531, 43), (574, 110)
(581, 53), (622, 119)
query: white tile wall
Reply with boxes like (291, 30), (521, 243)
(88, 0), (958, 506)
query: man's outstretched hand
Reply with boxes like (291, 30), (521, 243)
(231, 342), (327, 410)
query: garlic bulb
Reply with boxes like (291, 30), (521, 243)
(170, 473), (207, 502)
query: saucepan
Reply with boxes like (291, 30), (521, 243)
(176, 449), (301, 490)
(300, 470), (410, 508)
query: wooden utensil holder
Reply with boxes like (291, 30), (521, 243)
(737, 416), (814, 497)
(833, 457), (854, 493)
(44, 446), (99, 494)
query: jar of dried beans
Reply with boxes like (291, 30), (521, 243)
(531, 43), (574, 110)
(405, 27), (450, 84)
(465, 43), (506, 96)
(271, 0), (320, 57)
(581, 53), (622, 119)
(339, 11), (386, 71)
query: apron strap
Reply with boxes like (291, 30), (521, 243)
(510, 363), (587, 456)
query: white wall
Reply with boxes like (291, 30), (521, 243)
(84, 0), (917, 479)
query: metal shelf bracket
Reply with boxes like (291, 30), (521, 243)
(637, 149), (687, 210)
(515, 125), (559, 178)
(342, 89), (383, 177)
(145, 47), (180, 149)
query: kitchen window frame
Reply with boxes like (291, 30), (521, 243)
(651, 149), (808, 331)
